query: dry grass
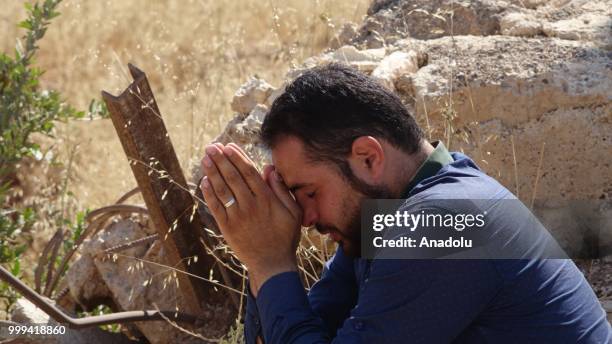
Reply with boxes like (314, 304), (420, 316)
(0, 0), (369, 209)
(0, 1), (368, 328)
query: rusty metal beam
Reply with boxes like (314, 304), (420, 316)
(0, 265), (200, 328)
(101, 64), (220, 315)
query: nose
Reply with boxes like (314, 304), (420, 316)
(301, 203), (318, 228)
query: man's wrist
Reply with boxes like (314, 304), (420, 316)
(249, 262), (298, 297)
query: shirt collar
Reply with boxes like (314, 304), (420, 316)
(401, 141), (454, 198)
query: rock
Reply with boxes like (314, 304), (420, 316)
(358, 0), (508, 42)
(500, 12), (543, 36)
(215, 114), (249, 146)
(6, 299), (136, 344)
(230, 77), (275, 115)
(290, 46), (386, 78)
(388, 34), (611, 248)
(94, 241), (195, 344)
(534, 199), (612, 258)
(66, 254), (112, 310)
(85, 221), (199, 344)
(215, 104), (268, 149)
(11, 298), (53, 324)
(403, 36), (610, 126)
(359, 15), (390, 48)
(518, 0), (549, 10)
(371, 50), (419, 91)
(244, 104), (268, 130)
(543, 12), (611, 48)
(331, 23), (359, 49)
(214, 111), (271, 171)
(355, 0), (611, 48)
(264, 85), (285, 108)
(327, 45), (387, 73)
(65, 219), (226, 344)
(331, 45), (387, 63)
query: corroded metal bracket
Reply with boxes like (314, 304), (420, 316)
(0, 264), (201, 328)
(101, 64), (223, 315)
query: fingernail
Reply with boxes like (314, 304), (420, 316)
(203, 156), (212, 167)
(205, 145), (217, 155)
(201, 177), (210, 189)
(223, 146), (233, 156)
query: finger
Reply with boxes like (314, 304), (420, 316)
(205, 144), (254, 206)
(222, 144), (270, 198)
(201, 149), (241, 215)
(215, 142), (252, 164)
(199, 176), (228, 225)
(263, 165), (294, 201)
(262, 164), (275, 185)
(227, 142), (256, 165)
(269, 168), (302, 220)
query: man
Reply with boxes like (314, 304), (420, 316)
(199, 64), (610, 343)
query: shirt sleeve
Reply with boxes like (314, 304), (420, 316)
(255, 259), (503, 344)
(307, 246), (359, 337)
(244, 246), (358, 343)
(244, 282), (263, 344)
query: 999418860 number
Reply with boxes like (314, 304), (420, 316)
(1, 324), (66, 338)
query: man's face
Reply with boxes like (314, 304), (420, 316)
(272, 136), (390, 257)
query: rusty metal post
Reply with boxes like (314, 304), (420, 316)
(101, 64), (218, 315)
(0, 265), (201, 328)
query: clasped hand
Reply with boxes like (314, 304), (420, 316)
(199, 143), (302, 296)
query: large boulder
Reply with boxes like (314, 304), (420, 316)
(230, 77), (275, 115)
(344, 0), (611, 49)
(65, 219), (233, 343)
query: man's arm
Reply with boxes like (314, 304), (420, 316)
(255, 259), (502, 343)
(244, 285), (263, 344)
(307, 246), (358, 337)
(244, 246), (358, 343)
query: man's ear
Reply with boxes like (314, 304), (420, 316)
(348, 136), (385, 182)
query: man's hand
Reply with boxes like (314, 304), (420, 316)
(199, 142), (302, 296)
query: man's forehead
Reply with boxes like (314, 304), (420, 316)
(271, 136), (310, 187)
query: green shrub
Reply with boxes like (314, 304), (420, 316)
(1, 0), (82, 180)
(0, 0), (106, 314)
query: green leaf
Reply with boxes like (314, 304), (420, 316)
(28, 146), (43, 160)
(18, 20), (33, 30)
(10, 260), (20, 276)
(22, 207), (34, 222)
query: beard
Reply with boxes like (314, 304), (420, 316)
(315, 169), (394, 257)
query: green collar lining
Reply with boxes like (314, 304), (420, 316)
(401, 141), (454, 198)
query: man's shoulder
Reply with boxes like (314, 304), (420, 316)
(409, 151), (512, 200)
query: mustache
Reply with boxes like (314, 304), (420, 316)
(315, 224), (340, 235)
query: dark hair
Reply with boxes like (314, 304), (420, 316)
(261, 63), (423, 183)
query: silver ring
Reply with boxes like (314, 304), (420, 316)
(223, 197), (236, 209)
